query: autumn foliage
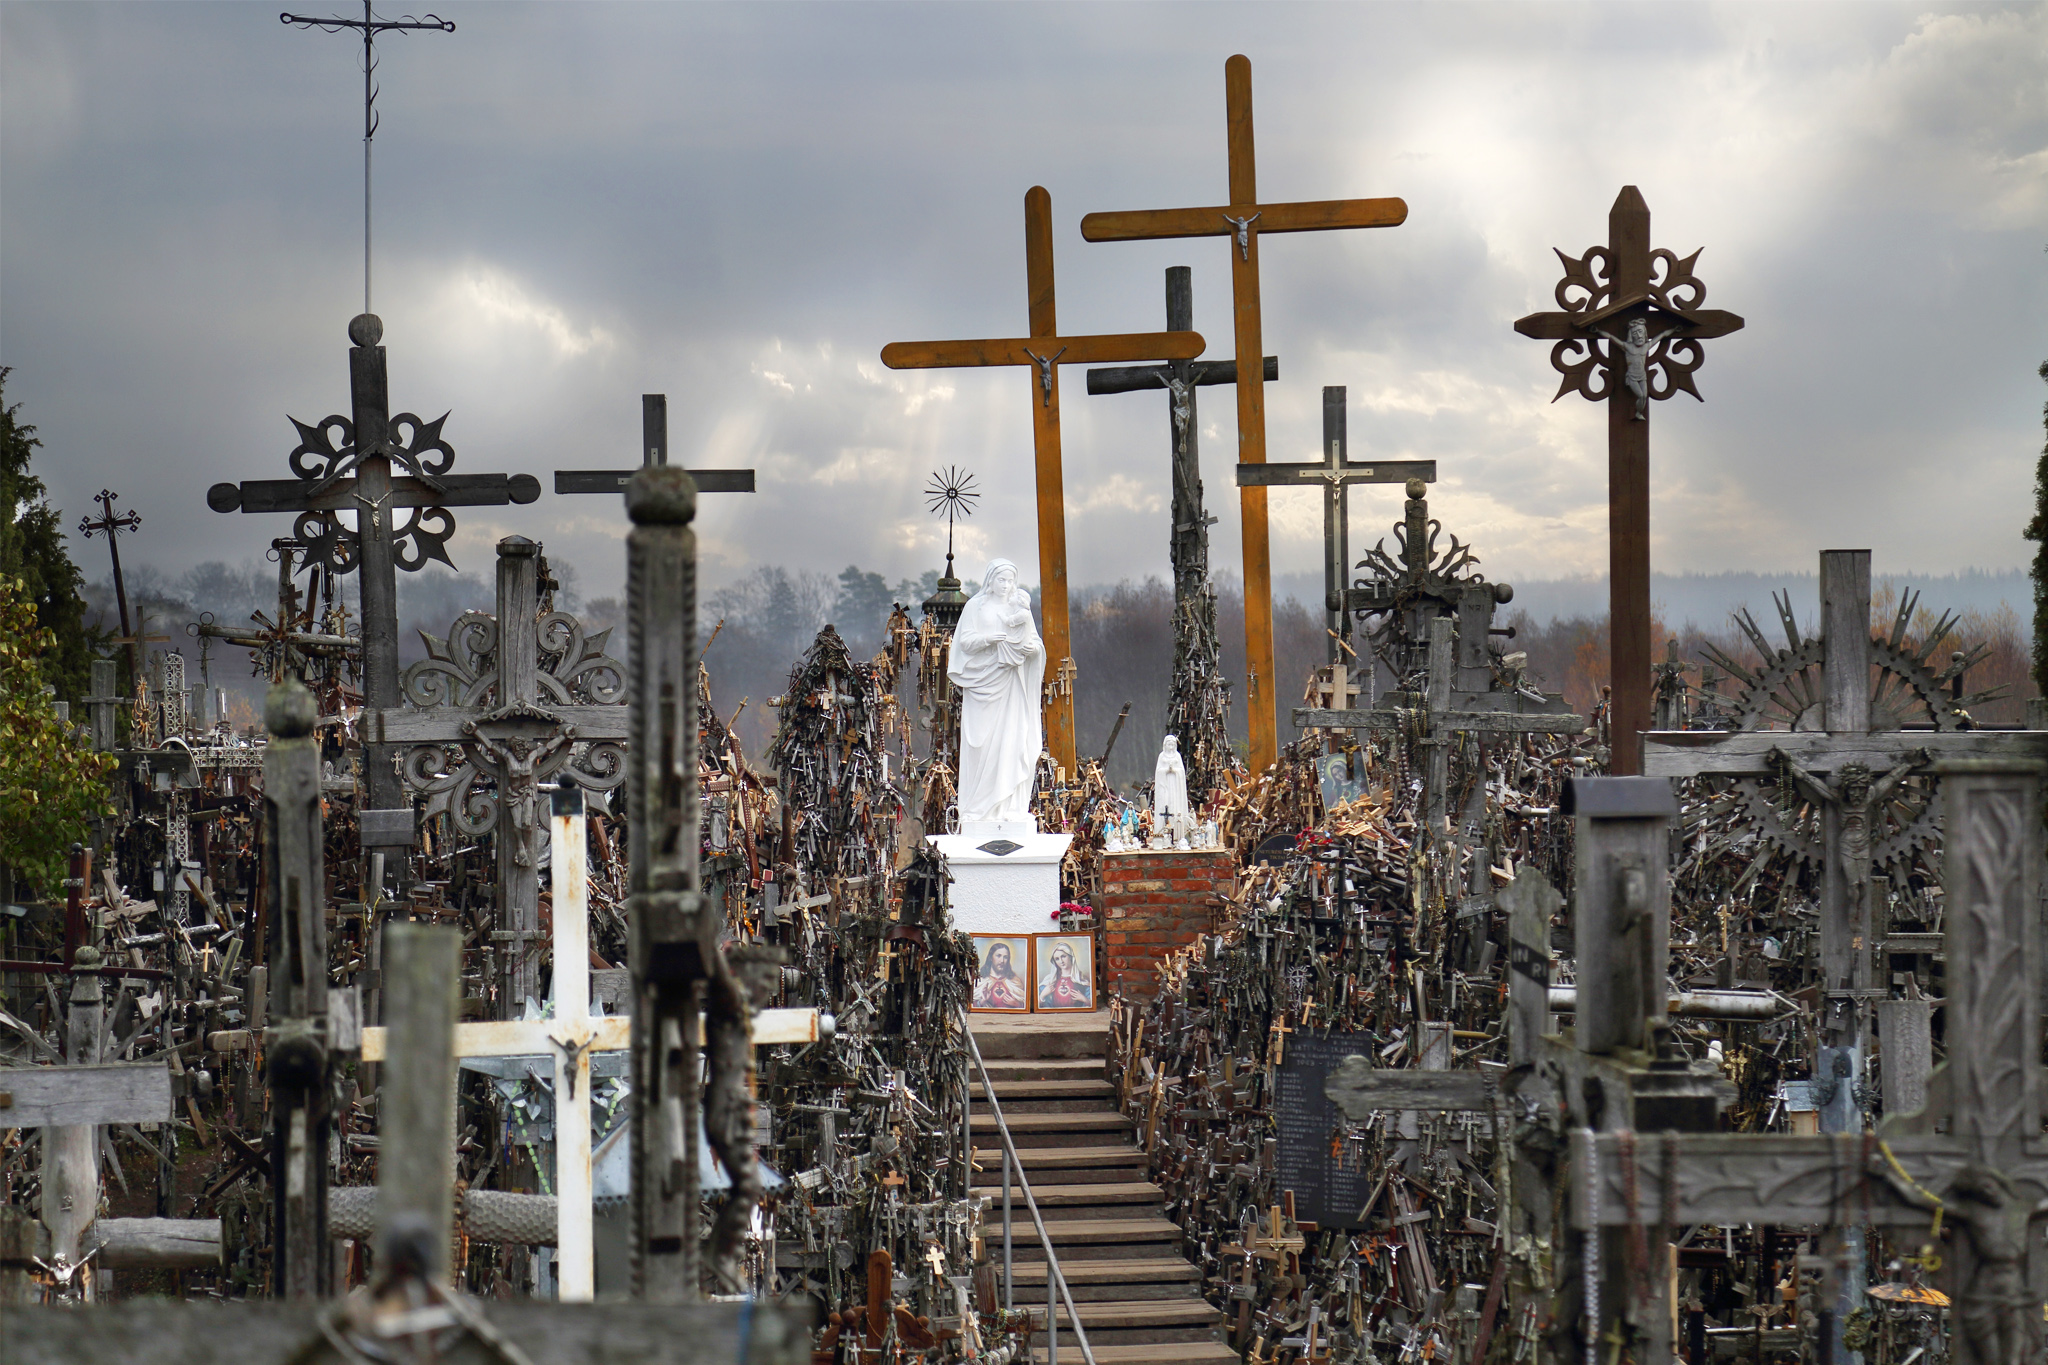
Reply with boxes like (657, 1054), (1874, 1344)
(0, 573), (114, 897)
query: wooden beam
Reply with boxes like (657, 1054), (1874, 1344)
(1079, 197), (1407, 242)
(0, 1063), (171, 1128)
(880, 333), (1203, 370)
(1641, 729), (2048, 777)
(356, 1008), (820, 1061)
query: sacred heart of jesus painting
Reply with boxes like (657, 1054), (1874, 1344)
(969, 934), (1031, 1013)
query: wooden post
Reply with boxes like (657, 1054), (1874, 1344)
(1565, 776), (1674, 1059)
(550, 782), (596, 1302)
(496, 537), (544, 1011)
(1023, 187), (1078, 771)
(262, 677), (332, 1299)
(1604, 191), (1652, 777)
(1502, 868), (1558, 1072)
(624, 466), (704, 1302)
(1424, 617), (1454, 832)
(378, 922), (460, 1285)
(42, 958), (105, 1295)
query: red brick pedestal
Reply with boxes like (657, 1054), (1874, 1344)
(1100, 849), (1236, 1000)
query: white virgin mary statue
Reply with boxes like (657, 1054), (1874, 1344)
(948, 558), (1045, 825)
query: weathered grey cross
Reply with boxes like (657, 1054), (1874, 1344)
(1235, 387), (1432, 664)
(553, 393), (756, 500)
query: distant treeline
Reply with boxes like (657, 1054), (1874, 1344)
(88, 556), (2039, 776)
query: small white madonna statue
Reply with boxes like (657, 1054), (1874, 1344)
(1154, 735), (1191, 847)
(948, 559), (1045, 825)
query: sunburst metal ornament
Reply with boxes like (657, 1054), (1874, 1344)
(921, 466), (978, 632)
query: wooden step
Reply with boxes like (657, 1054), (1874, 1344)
(971, 1112), (1134, 1147)
(975, 1181), (1163, 1220)
(1002, 1258), (1203, 1301)
(973, 1078), (1119, 1113)
(1025, 1342), (1239, 1365)
(1003, 1218), (1182, 1261)
(974, 1146), (1148, 1186)
(1022, 1299), (1226, 1345)
(970, 1013), (1111, 1061)
(979, 1058), (1108, 1084)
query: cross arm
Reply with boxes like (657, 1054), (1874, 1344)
(1640, 729), (2048, 778)
(0, 1061), (174, 1128)
(1513, 308), (1747, 342)
(1568, 1130), (2048, 1229)
(363, 704), (632, 746)
(1080, 198), (1408, 243)
(1296, 706), (1588, 735)
(1324, 1056), (1494, 1120)
(1085, 356), (1278, 396)
(555, 470), (756, 496)
(881, 331), (1204, 370)
(358, 1007), (824, 1060)
(207, 472), (542, 515)
(1236, 459), (1435, 488)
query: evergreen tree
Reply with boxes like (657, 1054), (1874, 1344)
(0, 371), (95, 701)
(0, 574), (113, 897)
(2028, 359), (2048, 702)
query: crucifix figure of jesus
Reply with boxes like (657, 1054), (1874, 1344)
(882, 186), (1205, 774)
(1082, 54), (1408, 772)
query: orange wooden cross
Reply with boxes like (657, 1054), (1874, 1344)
(882, 185), (1204, 773)
(1082, 54), (1407, 772)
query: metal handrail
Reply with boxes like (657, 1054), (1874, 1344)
(960, 1009), (1098, 1365)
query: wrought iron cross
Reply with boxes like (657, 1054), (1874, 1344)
(77, 490), (142, 685)
(208, 315), (541, 858)
(281, 2), (455, 315)
(1513, 186), (1744, 774)
(553, 393), (756, 498)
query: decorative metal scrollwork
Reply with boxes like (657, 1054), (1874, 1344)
(282, 407), (459, 574)
(396, 606), (628, 833)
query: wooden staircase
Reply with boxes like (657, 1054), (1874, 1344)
(970, 1015), (1231, 1365)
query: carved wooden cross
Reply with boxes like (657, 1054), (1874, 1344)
(365, 535), (628, 1008)
(881, 185), (1205, 774)
(554, 393), (756, 498)
(1565, 765), (2048, 1365)
(1235, 387), (1433, 664)
(1513, 188), (1744, 775)
(208, 315), (543, 857)
(1083, 54), (1408, 772)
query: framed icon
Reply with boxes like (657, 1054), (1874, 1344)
(1033, 933), (1094, 1012)
(969, 934), (1032, 1013)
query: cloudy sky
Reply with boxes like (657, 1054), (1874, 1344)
(4, 2), (2044, 609)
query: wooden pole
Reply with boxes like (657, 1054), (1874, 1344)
(1023, 187), (1078, 773)
(378, 921), (460, 1285)
(1605, 189), (1651, 776)
(551, 783), (595, 1302)
(1225, 56), (1277, 771)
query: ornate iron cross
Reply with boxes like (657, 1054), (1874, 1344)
(1513, 186), (1744, 774)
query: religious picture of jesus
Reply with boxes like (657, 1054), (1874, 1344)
(969, 935), (1031, 1013)
(1033, 934), (1094, 1013)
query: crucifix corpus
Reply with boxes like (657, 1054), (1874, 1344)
(882, 185), (1205, 775)
(208, 315), (542, 866)
(1083, 53), (1408, 772)
(1514, 186), (1744, 775)
(1238, 386), (1434, 666)
(1086, 265), (1273, 801)
(554, 392), (757, 499)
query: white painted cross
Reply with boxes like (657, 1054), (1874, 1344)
(360, 785), (823, 1299)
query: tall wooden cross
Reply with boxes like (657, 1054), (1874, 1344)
(554, 393), (757, 499)
(1514, 187), (1744, 775)
(208, 314), (543, 864)
(1082, 54), (1408, 771)
(881, 186), (1206, 773)
(1086, 266), (1273, 800)
(77, 490), (143, 688)
(1236, 386), (1433, 664)
(367, 535), (628, 1009)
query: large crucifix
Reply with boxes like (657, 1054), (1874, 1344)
(1237, 386), (1433, 665)
(209, 314), (543, 867)
(554, 393), (756, 499)
(77, 489), (144, 690)
(1514, 187), (1744, 775)
(881, 186), (1205, 774)
(1086, 265), (1273, 801)
(1082, 54), (1408, 772)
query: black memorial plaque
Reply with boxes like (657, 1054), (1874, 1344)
(1273, 1031), (1375, 1229)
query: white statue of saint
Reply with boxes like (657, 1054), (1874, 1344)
(948, 558), (1045, 825)
(1153, 735), (1190, 819)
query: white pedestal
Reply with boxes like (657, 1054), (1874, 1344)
(929, 821), (1072, 938)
